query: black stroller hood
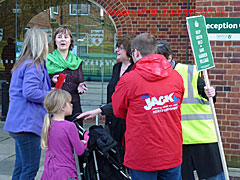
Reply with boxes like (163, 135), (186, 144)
(88, 125), (117, 156)
(71, 114), (131, 180)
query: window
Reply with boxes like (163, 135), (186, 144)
(69, 4), (90, 15)
(50, 6), (58, 15)
(71, 33), (88, 55)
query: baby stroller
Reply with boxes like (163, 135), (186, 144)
(72, 113), (131, 180)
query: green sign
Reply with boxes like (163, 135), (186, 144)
(205, 18), (240, 40)
(206, 18), (240, 33)
(187, 16), (215, 71)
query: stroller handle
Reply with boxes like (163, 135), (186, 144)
(72, 113), (89, 149)
(71, 113), (83, 123)
(72, 113), (86, 135)
(75, 123), (85, 136)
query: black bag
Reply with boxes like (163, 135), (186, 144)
(1, 81), (9, 121)
(85, 125), (130, 180)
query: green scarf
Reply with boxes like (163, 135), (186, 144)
(46, 49), (83, 74)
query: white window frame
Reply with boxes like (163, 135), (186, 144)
(69, 4), (90, 16)
(72, 32), (89, 54)
(50, 6), (59, 15)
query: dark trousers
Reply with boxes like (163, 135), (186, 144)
(181, 143), (223, 180)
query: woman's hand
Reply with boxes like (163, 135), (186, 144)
(204, 86), (215, 98)
(77, 108), (102, 120)
(77, 82), (88, 94)
(52, 75), (59, 84)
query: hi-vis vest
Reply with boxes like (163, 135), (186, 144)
(175, 63), (217, 144)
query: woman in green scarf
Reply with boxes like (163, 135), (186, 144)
(46, 27), (88, 122)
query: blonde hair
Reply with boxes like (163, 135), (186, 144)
(12, 27), (48, 73)
(41, 89), (72, 150)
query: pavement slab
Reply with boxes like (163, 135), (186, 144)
(0, 121), (240, 180)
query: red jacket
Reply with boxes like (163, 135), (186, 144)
(112, 54), (184, 171)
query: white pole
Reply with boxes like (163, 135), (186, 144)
(93, 150), (100, 180)
(74, 150), (82, 180)
(96, 114), (99, 125)
(203, 70), (229, 180)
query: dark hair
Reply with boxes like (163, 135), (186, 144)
(116, 34), (135, 63)
(7, 38), (14, 44)
(131, 33), (157, 57)
(53, 27), (74, 50)
(157, 40), (173, 59)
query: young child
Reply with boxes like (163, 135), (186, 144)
(41, 89), (86, 180)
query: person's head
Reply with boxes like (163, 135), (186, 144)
(131, 33), (157, 63)
(157, 40), (173, 62)
(12, 27), (48, 73)
(41, 89), (72, 150)
(115, 34), (135, 64)
(53, 27), (74, 51)
(7, 37), (14, 44)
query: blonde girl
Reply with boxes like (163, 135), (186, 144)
(4, 27), (51, 180)
(41, 89), (86, 180)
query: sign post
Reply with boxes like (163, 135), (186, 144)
(187, 15), (229, 180)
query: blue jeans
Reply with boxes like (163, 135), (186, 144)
(206, 172), (225, 180)
(129, 165), (182, 180)
(11, 132), (41, 180)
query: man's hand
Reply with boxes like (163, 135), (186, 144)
(204, 86), (215, 98)
(77, 108), (102, 120)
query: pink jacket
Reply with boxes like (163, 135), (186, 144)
(41, 120), (85, 180)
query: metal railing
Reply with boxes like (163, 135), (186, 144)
(80, 54), (116, 81)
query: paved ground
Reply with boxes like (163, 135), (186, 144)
(0, 120), (240, 180)
(0, 121), (95, 180)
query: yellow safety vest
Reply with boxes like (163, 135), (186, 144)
(175, 63), (217, 144)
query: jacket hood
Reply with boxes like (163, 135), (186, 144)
(134, 54), (173, 81)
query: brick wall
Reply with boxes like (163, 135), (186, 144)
(97, 0), (196, 63)
(195, 0), (240, 167)
(1, 0), (239, 167)
(96, 0), (240, 166)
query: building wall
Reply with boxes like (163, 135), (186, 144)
(97, 0), (196, 63)
(195, 0), (240, 167)
(0, 0), (239, 167)
(96, 0), (240, 166)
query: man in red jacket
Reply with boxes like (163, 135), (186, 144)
(112, 33), (185, 180)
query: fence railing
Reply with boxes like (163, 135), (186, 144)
(0, 54), (117, 82)
(80, 54), (116, 81)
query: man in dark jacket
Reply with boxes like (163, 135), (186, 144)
(112, 33), (185, 180)
(1, 37), (16, 82)
(157, 40), (224, 180)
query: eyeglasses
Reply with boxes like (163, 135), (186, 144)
(131, 49), (136, 56)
